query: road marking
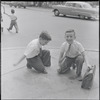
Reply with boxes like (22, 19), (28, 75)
(1, 47), (99, 52)
(1, 47), (26, 50)
(1, 66), (25, 76)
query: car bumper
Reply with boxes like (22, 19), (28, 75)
(91, 14), (99, 20)
(52, 9), (55, 12)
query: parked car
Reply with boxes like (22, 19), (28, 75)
(52, 2), (99, 20)
(9, 2), (26, 8)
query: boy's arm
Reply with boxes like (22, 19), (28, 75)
(58, 49), (65, 64)
(13, 55), (26, 66)
(4, 12), (10, 17)
(81, 51), (91, 68)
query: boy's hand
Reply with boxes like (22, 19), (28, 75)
(87, 64), (91, 69)
(87, 64), (92, 71)
(63, 51), (67, 58)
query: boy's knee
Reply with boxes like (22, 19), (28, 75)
(43, 50), (50, 55)
(41, 50), (51, 58)
(76, 55), (84, 63)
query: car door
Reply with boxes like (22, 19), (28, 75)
(60, 3), (74, 15)
(71, 3), (83, 16)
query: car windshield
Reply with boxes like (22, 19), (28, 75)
(82, 3), (92, 8)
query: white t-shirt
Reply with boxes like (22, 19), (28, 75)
(24, 39), (42, 58)
(60, 40), (85, 58)
(10, 14), (17, 21)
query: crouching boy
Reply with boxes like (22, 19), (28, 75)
(57, 29), (91, 81)
(14, 31), (52, 74)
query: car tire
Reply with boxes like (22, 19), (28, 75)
(88, 17), (91, 20)
(18, 6), (21, 8)
(54, 10), (59, 16)
(63, 14), (66, 17)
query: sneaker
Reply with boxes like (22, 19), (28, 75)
(7, 28), (10, 31)
(46, 65), (50, 67)
(43, 69), (48, 74)
(27, 64), (32, 69)
(77, 75), (83, 81)
(1, 27), (3, 32)
(57, 69), (62, 74)
(27, 66), (32, 69)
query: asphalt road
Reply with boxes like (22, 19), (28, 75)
(1, 5), (99, 51)
(1, 5), (99, 99)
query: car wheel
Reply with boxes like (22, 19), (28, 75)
(54, 10), (59, 16)
(88, 17), (91, 20)
(63, 14), (66, 17)
(18, 6), (21, 8)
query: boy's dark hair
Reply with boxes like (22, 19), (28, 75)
(65, 29), (75, 33)
(39, 31), (52, 41)
(11, 9), (15, 14)
(65, 29), (75, 35)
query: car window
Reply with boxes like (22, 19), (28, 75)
(82, 3), (92, 8)
(65, 3), (73, 7)
(65, 3), (82, 8)
(74, 3), (82, 8)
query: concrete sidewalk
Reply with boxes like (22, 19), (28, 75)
(1, 48), (99, 99)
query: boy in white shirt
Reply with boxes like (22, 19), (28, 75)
(57, 29), (91, 81)
(4, 9), (18, 33)
(14, 31), (52, 74)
